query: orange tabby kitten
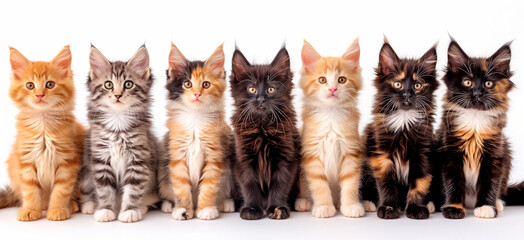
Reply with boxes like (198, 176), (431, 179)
(0, 46), (86, 221)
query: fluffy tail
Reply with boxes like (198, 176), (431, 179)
(505, 181), (524, 206)
(0, 186), (20, 208)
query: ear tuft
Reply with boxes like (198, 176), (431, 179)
(9, 47), (31, 80)
(51, 45), (72, 70)
(419, 45), (437, 72)
(342, 37), (360, 67)
(89, 45), (111, 80)
(301, 40), (321, 73)
(488, 43), (511, 76)
(231, 49), (251, 78)
(447, 40), (469, 73)
(204, 43), (225, 78)
(127, 46), (150, 78)
(270, 47), (290, 71)
(169, 42), (188, 77)
(378, 43), (399, 75)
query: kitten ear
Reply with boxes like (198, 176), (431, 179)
(9, 47), (31, 80)
(378, 43), (400, 75)
(232, 49), (250, 78)
(127, 45), (150, 79)
(342, 37), (360, 67)
(204, 43), (225, 78)
(271, 47), (291, 72)
(488, 43), (511, 76)
(51, 45), (72, 71)
(89, 45), (111, 80)
(418, 45), (437, 72)
(447, 40), (469, 73)
(301, 40), (321, 73)
(169, 42), (188, 77)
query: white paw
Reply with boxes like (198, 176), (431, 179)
(496, 199), (504, 213)
(427, 201), (436, 214)
(363, 200), (377, 212)
(161, 201), (173, 213)
(197, 206), (219, 220)
(94, 209), (116, 222)
(172, 208), (193, 220)
(295, 198), (312, 212)
(221, 199), (235, 213)
(474, 205), (496, 219)
(81, 201), (95, 214)
(340, 203), (365, 218)
(118, 209), (143, 223)
(312, 205), (336, 218)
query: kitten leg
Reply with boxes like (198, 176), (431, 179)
(196, 154), (224, 220)
(169, 158), (194, 220)
(405, 175), (432, 219)
(47, 159), (80, 221)
(302, 155), (336, 218)
(237, 167), (265, 220)
(119, 154), (152, 223)
(267, 160), (297, 220)
(369, 153), (401, 219)
(294, 170), (312, 212)
(17, 163), (43, 221)
(441, 156), (466, 219)
(474, 156), (504, 219)
(339, 152), (365, 218)
(92, 158), (118, 222)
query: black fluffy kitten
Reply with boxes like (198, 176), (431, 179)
(230, 47), (300, 220)
(362, 40), (439, 219)
(437, 39), (514, 219)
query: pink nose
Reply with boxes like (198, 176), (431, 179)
(194, 93), (201, 99)
(329, 88), (337, 93)
(36, 94), (45, 98)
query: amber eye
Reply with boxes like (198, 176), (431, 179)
(124, 81), (134, 89)
(463, 79), (473, 88)
(45, 81), (55, 89)
(318, 77), (327, 84)
(248, 87), (257, 94)
(202, 81), (211, 89)
(393, 81), (402, 89)
(485, 81), (494, 88)
(338, 77), (347, 84)
(26, 82), (35, 90)
(104, 81), (113, 89)
(267, 87), (275, 93)
(414, 83), (423, 90)
(183, 81), (192, 88)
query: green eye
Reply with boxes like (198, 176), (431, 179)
(202, 81), (211, 89)
(26, 82), (35, 90)
(104, 81), (113, 89)
(124, 80), (134, 89)
(184, 81), (192, 88)
(46, 81), (55, 89)
(338, 77), (347, 84)
(318, 77), (327, 84)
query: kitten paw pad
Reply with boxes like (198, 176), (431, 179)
(118, 209), (143, 223)
(94, 209), (117, 222)
(405, 204), (429, 219)
(496, 199), (504, 213)
(341, 203), (365, 218)
(474, 205), (497, 219)
(161, 200), (173, 213)
(427, 202), (436, 214)
(221, 199), (235, 213)
(172, 208), (193, 220)
(17, 208), (42, 221)
(47, 207), (71, 221)
(295, 198), (312, 212)
(363, 200), (377, 212)
(268, 206), (290, 220)
(81, 201), (96, 214)
(312, 205), (336, 218)
(197, 206), (219, 220)
(377, 206), (401, 219)
(239, 206), (264, 220)
(442, 206), (465, 219)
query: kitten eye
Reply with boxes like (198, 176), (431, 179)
(318, 77), (327, 84)
(26, 82), (35, 90)
(104, 81), (113, 89)
(248, 87), (257, 94)
(338, 77), (347, 84)
(393, 81), (402, 89)
(183, 81), (192, 89)
(202, 81), (211, 89)
(414, 83), (423, 90)
(463, 79), (473, 88)
(124, 81), (134, 89)
(267, 87), (275, 94)
(45, 81), (55, 89)
(485, 81), (494, 88)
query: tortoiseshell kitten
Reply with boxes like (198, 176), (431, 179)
(437, 39), (513, 219)
(230, 47), (300, 220)
(362, 40), (439, 219)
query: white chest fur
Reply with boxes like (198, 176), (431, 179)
(385, 110), (423, 132)
(454, 108), (498, 134)
(108, 135), (128, 182)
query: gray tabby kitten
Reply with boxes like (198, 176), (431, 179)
(79, 45), (160, 223)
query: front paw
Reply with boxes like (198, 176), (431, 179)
(70, 200), (80, 213)
(474, 205), (497, 219)
(172, 207), (194, 220)
(363, 200), (377, 212)
(405, 204), (429, 219)
(340, 203), (365, 218)
(268, 206), (290, 220)
(197, 206), (219, 220)
(47, 207), (71, 221)
(94, 209), (117, 222)
(442, 205), (465, 219)
(240, 206), (264, 220)
(118, 209), (143, 223)
(312, 205), (336, 218)
(17, 208), (42, 221)
(161, 200), (173, 213)
(377, 206), (401, 219)
(80, 201), (96, 214)
(221, 199), (235, 213)
(295, 198), (312, 212)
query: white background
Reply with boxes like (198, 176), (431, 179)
(0, 0), (523, 239)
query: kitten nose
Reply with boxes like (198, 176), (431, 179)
(35, 94), (45, 98)
(114, 95), (122, 99)
(329, 88), (337, 93)
(473, 90), (482, 98)
(403, 92), (412, 99)
(194, 93), (201, 99)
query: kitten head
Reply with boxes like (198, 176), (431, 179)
(88, 45), (152, 112)
(9, 46), (75, 111)
(374, 40), (438, 114)
(166, 43), (226, 110)
(444, 39), (513, 111)
(230, 46), (293, 118)
(300, 38), (361, 106)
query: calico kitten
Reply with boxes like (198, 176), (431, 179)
(363, 39), (439, 219)
(230, 46), (300, 220)
(157, 43), (235, 220)
(79, 45), (160, 223)
(438, 39), (513, 219)
(296, 39), (366, 218)
(0, 46), (86, 221)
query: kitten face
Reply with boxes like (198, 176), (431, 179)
(375, 42), (438, 114)
(300, 39), (361, 106)
(444, 40), (513, 111)
(230, 47), (293, 117)
(88, 45), (152, 112)
(166, 43), (226, 109)
(9, 46), (75, 111)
